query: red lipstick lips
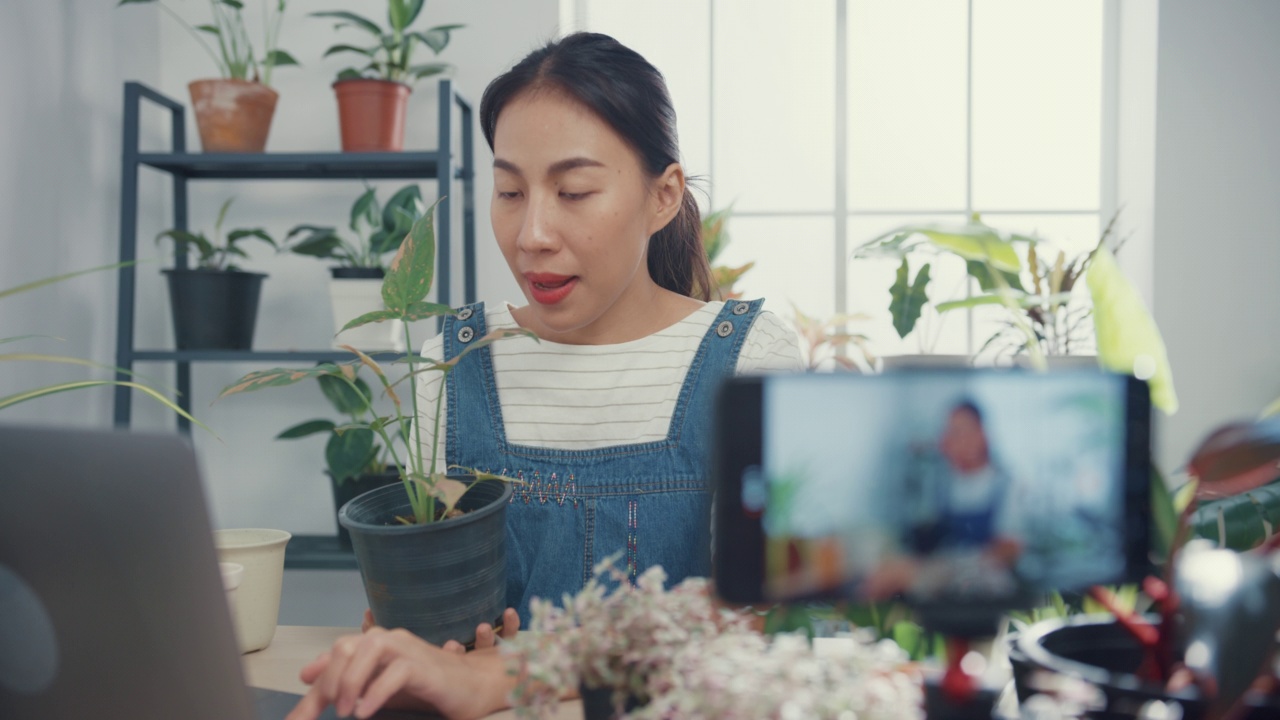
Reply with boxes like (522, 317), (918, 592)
(525, 272), (578, 305)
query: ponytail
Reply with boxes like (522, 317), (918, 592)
(648, 189), (713, 301)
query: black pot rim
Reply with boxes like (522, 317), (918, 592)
(163, 267), (268, 279)
(330, 267), (386, 280)
(339, 477), (513, 536)
(1017, 613), (1202, 702)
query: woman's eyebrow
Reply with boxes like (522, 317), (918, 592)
(492, 157), (605, 176)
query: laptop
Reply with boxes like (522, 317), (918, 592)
(0, 425), (418, 720)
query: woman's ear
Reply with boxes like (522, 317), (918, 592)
(648, 163), (686, 235)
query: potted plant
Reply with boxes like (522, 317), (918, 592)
(118, 0), (299, 153)
(507, 558), (924, 719)
(311, 1), (464, 151)
(1, 262), (203, 427)
(698, 205), (754, 301)
(282, 183), (425, 350)
(219, 200), (532, 646)
(156, 197), (277, 350)
(276, 370), (402, 550)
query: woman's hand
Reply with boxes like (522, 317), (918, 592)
(361, 608), (521, 651)
(284, 627), (513, 720)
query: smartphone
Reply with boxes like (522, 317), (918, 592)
(711, 370), (1151, 608)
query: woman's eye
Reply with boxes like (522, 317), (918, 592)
(496, 190), (522, 200)
(560, 191), (592, 201)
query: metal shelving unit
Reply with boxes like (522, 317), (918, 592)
(112, 80), (476, 569)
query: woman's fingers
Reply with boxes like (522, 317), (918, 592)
(442, 639), (466, 655)
(284, 683), (330, 720)
(474, 623), (495, 649)
(335, 631), (392, 718)
(319, 634), (363, 707)
(298, 651), (331, 684)
(354, 658), (412, 719)
(362, 608), (375, 633)
(499, 608), (521, 639)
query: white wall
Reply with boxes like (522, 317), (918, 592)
(0, 1), (558, 533)
(1153, 0), (1280, 470)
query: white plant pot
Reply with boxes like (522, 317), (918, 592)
(213, 529), (291, 654)
(329, 275), (405, 352)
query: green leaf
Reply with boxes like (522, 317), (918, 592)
(382, 199), (440, 313)
(219, 366), (339, 398)
(409, 62), (450, 80)
(195, 24), (221, 36)
(310, 11), (383, 37)
(227, 228), (276, 249)
(1087, 247), (1178, 413)
(318, 373), (373, 415)
(387, 0), (409, 32)
(341, 309), (399, 332)
(116, 0), (157, 5)
(350, 186), (379, 231)
(888, 259), (930, 339)
(265, 49), (300, 67)
(966, 259), (1024, 292)
(0, 380), (209, 434)
(324, 44), (376, 59)
(214, 197), (235, 235)
(381, 185), (423, 231)
(0, 261), (137, 300)
(336, 67), (366, 81)
(155, 229), (216, 263)
(402, 301), (455, 322)
(219, 0), (244, 9)
(1149, 465), (1177, 559)
(403, 0), (425, 26)
(287, 230), (343, 259)
(277, 419), (336, 439)
(701, 206), (733, 262)
(326, 428), (376, 484)
(419, 24), (465, 54)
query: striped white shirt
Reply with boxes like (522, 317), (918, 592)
(414, 301), (803, 473)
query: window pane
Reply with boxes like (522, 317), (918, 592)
(848, 0), (967, 211)
(972, 0), (1102, 210)
(585, 0), (712, 207)
(715, 215), (835, 321)
(712, 0), (836, 212)
(848, 214), (970, 358)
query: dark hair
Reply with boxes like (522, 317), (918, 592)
(479, 32), (714, 301)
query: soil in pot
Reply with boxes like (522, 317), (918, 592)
(188, 79), (278, 153)
(329, 468), (402, 550)
(339, 477), (511, 647)
(580, 685), (644, 720)
(163, 269), (266, 350)
(333, 79), (411, 152)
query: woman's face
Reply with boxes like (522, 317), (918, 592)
(490, 89), (683, 344)
(939, 407), (990, 473)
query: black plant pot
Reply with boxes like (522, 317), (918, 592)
(1015, 615), (1280, 720)
(328, 468), (402, 551)
(580, 685), (643, 720)
(338, 477), (511, 647)
(163, 268), (266, 350)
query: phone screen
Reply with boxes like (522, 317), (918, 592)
(718, 370), (1149, 605)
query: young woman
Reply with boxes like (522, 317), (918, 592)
(286, 32), (802, 720)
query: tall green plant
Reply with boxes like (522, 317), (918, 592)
(312, 0), (463, 84)
(118, 0), (299, 85)
(1, 263), (205, 429)
(156, 197), (277, 271)
(219, 200), (531, 524)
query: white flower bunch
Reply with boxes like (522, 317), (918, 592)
(506, 558), (923, 720)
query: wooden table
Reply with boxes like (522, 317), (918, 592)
(243, 625), (582, 719)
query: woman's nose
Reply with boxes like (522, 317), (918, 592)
(516, 195), (559, 253)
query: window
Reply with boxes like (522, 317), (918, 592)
(569, 0), (1114, 357)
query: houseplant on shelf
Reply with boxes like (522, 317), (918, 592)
(282, 183), (425, 350)
(117, 0), (299, 153)
(698, 205), (754, 301)
(156, 197), (277, 350)
(219, 200), (532, 646)
(276, 370), (401, 550)
(311, 0), (464, 151)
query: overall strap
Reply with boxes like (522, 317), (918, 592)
(669, 299), (764, 440)
(442, 302), (498, 469)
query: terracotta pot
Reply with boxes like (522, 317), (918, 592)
(188, 78), (278, 153)
(333, 78), (412, 152)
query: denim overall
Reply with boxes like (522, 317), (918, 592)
(937, 467), (1011, 550)
(443, 299), (763, 622)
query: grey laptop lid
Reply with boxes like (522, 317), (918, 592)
(0, 425), (256, 720)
